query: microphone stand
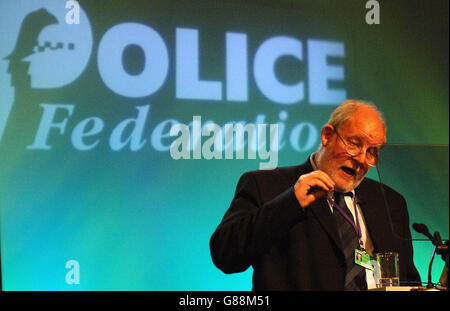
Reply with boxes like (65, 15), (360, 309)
(412, 223), (448, 290)
(427, 244), (437, 289)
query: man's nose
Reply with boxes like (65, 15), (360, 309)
(351, 150), (369, 166)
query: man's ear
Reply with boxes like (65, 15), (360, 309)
(321, 124), (334, 147)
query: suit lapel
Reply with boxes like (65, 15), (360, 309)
(355, 182), (390, 252)
(309, 197), (341, 250)
(296, 158), (342, 251)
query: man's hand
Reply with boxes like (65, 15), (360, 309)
(294, 170), (335, 208)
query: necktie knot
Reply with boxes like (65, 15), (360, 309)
(343, 192), (353, 198)
(334, 191), (353, 202)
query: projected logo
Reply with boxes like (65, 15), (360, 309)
(0, 0), (93, 143)
(0, 0), (346, 161)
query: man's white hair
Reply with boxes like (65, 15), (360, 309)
(328, 99), (386, 132)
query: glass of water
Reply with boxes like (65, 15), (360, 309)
(375, 252), (400, 287)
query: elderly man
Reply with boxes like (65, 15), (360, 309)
(210, 100), (420, 290)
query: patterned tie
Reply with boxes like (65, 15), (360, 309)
(334, 192), (367, 291)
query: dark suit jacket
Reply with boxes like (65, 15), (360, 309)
(210, 159), (421, 290)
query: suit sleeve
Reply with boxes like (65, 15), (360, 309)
(209, 171), (305, 274)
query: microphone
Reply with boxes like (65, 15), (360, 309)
(375, 150), (448, 288)
(412, 222), (439, 288)
(412, 223), (437, 245)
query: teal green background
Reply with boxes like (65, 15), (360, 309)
(0, 0), (448, 290)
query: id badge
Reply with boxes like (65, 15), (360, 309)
(355, 249), (374, 270)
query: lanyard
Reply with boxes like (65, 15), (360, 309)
(327, 194), (363, 246)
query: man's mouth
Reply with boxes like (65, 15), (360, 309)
(341, 166), (356, 177)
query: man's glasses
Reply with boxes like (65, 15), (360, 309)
(334, 128), (381, 167)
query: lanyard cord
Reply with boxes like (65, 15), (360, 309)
(327, 194), (363, 246)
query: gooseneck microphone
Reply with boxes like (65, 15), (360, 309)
(412, 223), (437, 245)
(412, 222), (439, 288)
(376, 145), (449, 288)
